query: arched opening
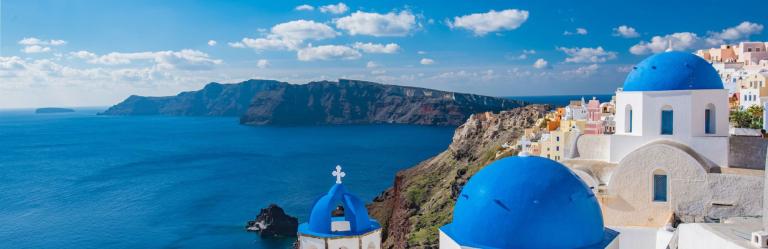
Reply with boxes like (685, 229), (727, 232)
(660, 105), (673, 135)
(625, 104), (633, 133)
(705, 103), (716, 134)
(652, 169), (668, 202)
(330, 204), (351, 232)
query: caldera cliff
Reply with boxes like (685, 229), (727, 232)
(101, 79), (524, 126)
(367, 104), (550, 248)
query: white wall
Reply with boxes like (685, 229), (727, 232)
(327, 237), (359, 249)
(361, 230), (382, 249)
(678, 224), (751, 249)
(299, 229), (381, 249)
(610, 226), (659, 249)
(299, 236), (326, 249)
(612, 90), (730, 167)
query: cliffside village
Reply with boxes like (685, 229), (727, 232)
(510, 41), (768, 161)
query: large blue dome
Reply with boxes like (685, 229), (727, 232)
(623, 51), (723, 91)
(441, 156), (606, 249)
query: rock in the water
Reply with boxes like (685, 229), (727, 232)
(35, 107), (75, 114)
(245, 204), (298, 238)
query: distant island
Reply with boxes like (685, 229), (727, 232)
(35, 107), (75, 114)
(101, 79), (525, 126)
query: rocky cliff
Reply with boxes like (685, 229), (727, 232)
(101, 79), (524, 126)
(367, 104), (550, 248)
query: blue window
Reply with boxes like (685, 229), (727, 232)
(661, 109), (673, 135)
(705, 104), (716, 134)
(705, 109), (712, 134)
(627, 109), (633, 133)
(653, 174), (668, 202)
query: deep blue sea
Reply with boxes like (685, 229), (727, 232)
(0, 108), (454, 249)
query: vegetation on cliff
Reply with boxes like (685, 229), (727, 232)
(367, 104), (550, 248)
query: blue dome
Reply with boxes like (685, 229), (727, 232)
(299, 183), (380, 237)
(441, 156), (605, 249)
(623, 51), (723, 91)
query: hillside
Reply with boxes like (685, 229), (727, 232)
(367, 104), (551, 248)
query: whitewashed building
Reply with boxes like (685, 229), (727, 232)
(612, 51), (730, 167)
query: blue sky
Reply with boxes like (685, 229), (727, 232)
(1, 0), (766, 108)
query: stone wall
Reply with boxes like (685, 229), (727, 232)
(706, 173), (763, 220)
(729, 136), (768, 169)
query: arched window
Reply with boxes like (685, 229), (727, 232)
(652, 169), (668, 202)
(660, 105), (673, 135)
(625, 104), (633, 133)
(705, 103), (716, 134)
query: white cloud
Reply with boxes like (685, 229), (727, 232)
(69, 51), (98, 60)
(563, 64), (599, 77)
(18, 37), (67, 46)
(417, 51), (427, 55)
(271, 20), (338, 41)
(72, 49), (222, 70)
(295, 4), (314, 11)
(705, 21), (763, 46)
(319, 3), (348, 14)
(370, 69), (386, 75)
(208, 40), (217, 46)
(228, 42), (246, 48)
(629, 32), (700, 55)
(22, 45), (52, 53)
(448, 9), (529, 36)
(230, 20), (338, 52)
(240, 37), (301, 51)
(613, 25), (640, 38)
(557, 46), (617, 63)
(297, 45), (361, 61)
(533, 58), (549, 69)
(257, 59), (270, 68)
(564, 28), (588, 36)
(511, 49), (536, 60)
(629, 22), (763, 55)
(336, 11), (417, 37)
(366, 61), (379, 68)
(352, 42), (400, 53)
(18, 37), (67, 54)
(420, 58), (434, 65)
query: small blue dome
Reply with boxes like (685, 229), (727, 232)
(441, 156), (605, 249)
(623, 51), (723, 91)
(299, 183), (380, 237)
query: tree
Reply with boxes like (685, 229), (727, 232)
(730, 105), (764, 129)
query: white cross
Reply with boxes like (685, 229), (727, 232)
(332, 165), (346, 184)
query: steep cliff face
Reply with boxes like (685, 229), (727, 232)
(367, 104), (550, 248)
(101, 79), (524, 126)
(100, 79), (284, 116)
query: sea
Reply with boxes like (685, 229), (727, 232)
(0, 94), (605, 249)
(0, 108), (455, 249)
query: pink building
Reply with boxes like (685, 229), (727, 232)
(584, 97), (603, 135)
